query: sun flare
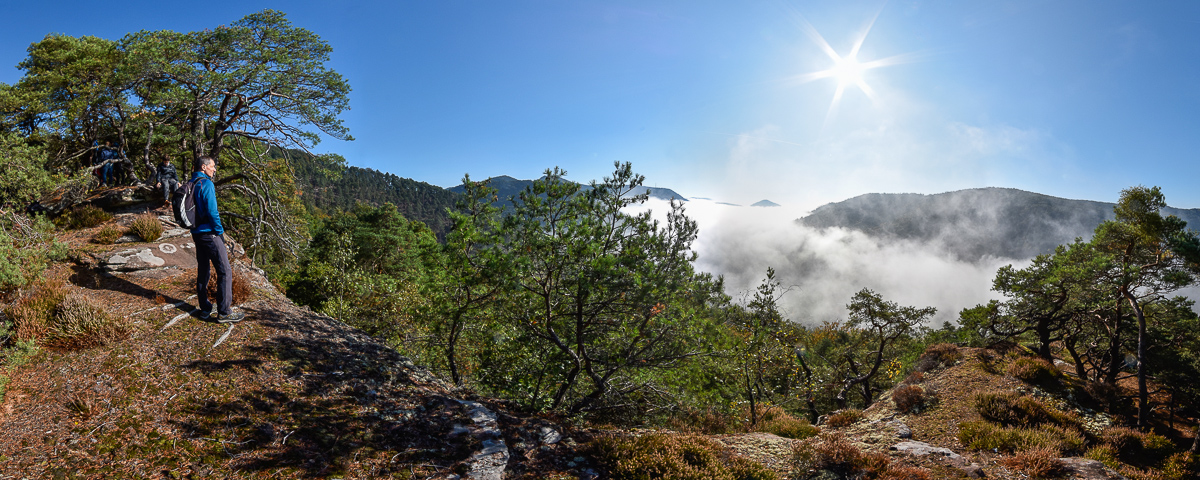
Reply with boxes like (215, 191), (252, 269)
(789, 10), (916, 125)
(831, 56), (865, 86)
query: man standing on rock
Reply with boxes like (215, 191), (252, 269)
(190, 156), (244, 323)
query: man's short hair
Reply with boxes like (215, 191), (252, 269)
(196, 156), (215, 171)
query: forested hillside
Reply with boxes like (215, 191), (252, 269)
(287, 149), (459, 238)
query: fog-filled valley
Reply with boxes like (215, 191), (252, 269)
(635, 188), (1200, 325)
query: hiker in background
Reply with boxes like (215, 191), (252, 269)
(98, 141), (116, 187)
(154, 158), (179, 207)
(190, 156), (244, 323)
(90, 141), (104, 186)
(115, 143), (136, 185)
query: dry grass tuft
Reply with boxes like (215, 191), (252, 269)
(128, 213), (163, 242)
(44, 294), (129, 350)
(65, 396), (96, 420)
(999, 446), (1068, 478)
(590, 433), (778, 480)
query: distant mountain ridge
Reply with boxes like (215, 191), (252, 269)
(448, 175), (686, 203)
(798, 187), (1200, 261)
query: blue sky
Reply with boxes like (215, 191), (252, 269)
(4, 1), (1200, 210)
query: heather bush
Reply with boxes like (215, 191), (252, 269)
(590, 433), (778, 480)
(206, 269), (253, 306)
(1085, 444), (1120, 469)
(1008, 357), (1063, 389)
(128, 213), (162, 242)
(4, 283), (128, 350)
(668, 407), (737, 435)
(754, 405), (818, 439)
(878, 465), (933, 480)
(1100, 427), (1176, 466)
(893, 385), (926, 413)
(914, 343), (961, 373)
(5, 281), (66, 341)
(793, 433), (892, 479)
(44, 294), (128, 350)
(825, 409), (863, 428)
(1160, 452), (1200, 480)
(957, 421), (1083, 454)
(974, 393), (1081, 430)
(999, 446), (1068, 478)
(92, 224), (121, 244)
(62, 205), (112, 230)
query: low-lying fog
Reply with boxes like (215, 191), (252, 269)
(634, 198), (1199, 326)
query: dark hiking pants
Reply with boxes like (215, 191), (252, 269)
(194, 232), (232, 315)
(160, 178), (178, 203)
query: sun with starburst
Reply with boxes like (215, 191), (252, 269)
(791, 11), (915, 121)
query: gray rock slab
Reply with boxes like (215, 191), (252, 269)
(540, 426), (562, 445)
(891, 441), (958, 459)
(458, 400), (509, 480)
(96, 236), (198, 272)
(1059, 457), (1127, 480)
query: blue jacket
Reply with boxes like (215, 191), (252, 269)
(189, 171), (224, 235)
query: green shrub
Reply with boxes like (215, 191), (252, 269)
(825, 409), (863, 428)
(1008, 357), (1063, 389)
(999, 446), (1069, 479)
(92, 224), (121, 244)
(62, 205), (112, 230)
(128, 213), (162, 242)
(590, 433), (778, 480)
(0, 131), (54, 209)
(0, 214), (67, 294)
